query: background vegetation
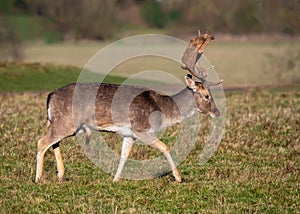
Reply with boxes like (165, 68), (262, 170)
(1, 0), (300, 60)
(2, 0), (300, 39)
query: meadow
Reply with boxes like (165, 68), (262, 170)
(0, 86), (299, 213)
(0, 38), (299, 213)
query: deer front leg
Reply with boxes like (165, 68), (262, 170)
(135, 132), (182, 182)
(82, 124), (92, 145)
(150, 139), (182, 183)
(52, 143), (64, 182)
(113, 137), (134, 182)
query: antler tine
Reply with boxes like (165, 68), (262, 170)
(181, 62), (206, 82)
(206, 79), (223, 86)
(195, 61), (215, 74)
(203, 65), (215, 71)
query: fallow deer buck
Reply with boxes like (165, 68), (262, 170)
(36, 30), (222, 183)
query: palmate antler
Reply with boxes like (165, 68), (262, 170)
(181, 30), (222, 86)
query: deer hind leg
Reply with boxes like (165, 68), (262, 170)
(113, 137), (134, 182)
(36, 128), (73, 182)
(136, 133), (182, 183)
(36, 134), (61, 182)
(52, 143), (64, 182)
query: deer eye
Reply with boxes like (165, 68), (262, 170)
(204, 95), (209, 100)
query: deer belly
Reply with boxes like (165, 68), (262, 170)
(98, 124), (134, 137)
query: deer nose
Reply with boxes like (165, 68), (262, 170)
(210, 109), (220, 118)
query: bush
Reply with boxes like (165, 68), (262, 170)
(141, 0), (166, 28)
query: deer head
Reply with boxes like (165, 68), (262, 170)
(184, 74), (220, 117)
(181, 30), (222, 117)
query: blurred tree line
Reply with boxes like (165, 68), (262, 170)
(0, 0), (299, 43)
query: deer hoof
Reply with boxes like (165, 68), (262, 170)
(175, 177), (182, 183)
(113, 177), (120, 182)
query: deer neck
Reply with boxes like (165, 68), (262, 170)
(150, 87), (196, 127)
(171, 87), (197, 121)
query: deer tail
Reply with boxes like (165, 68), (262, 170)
(46, 91), (54, 128)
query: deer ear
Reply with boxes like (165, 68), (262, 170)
(185, 75), (197, 91)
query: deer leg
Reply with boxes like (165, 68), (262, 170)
(36, 133), (67, 183)
(36, 134), (54, 182)
(135, 132), (182, 183)
(36, 137), (46, 182)
(150, 139), (182, 183)
(82, 125), (92, 145)
(113, 137), (134, 182)
(52, 143), (64, 182)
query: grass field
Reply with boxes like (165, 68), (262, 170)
(0, 61), (299, 212)
(1, 38), (299, 212)
(0, 87), (299, 213)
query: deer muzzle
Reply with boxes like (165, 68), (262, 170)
(210, 108), (220, 118)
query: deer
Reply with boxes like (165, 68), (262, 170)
(35, 30), (222, 183)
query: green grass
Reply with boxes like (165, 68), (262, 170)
(0, 86), (299, 212)
(0, 62), (129, 92)
(0, 62), (80, 91)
